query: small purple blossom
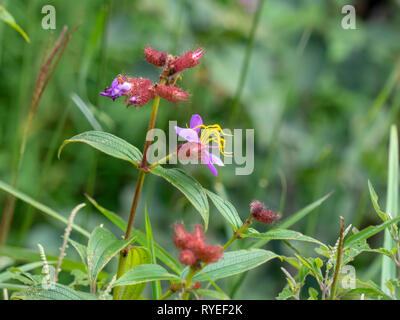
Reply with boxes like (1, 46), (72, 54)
(175, 114), (226, 176)
(100, 75), (132, 101)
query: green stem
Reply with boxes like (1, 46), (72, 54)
(182, 267), (196, 300)
(330, 217), (345, 300)
(160, 289), (174, 300)
(223, 218), (253, 250)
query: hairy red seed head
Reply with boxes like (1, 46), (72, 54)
(179, 249), (197, 266)
(125, 77), (155, 107)
(173, 223), (189, 250)
(173, 223), (223, 266)
(196, 245), (223, 264)
(144, 45), (168, 67)
(155, 84), (189, 103)
(170, 48), (204, 74)
(250, 200), (280, 224)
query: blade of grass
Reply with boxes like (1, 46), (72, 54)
(145, 207), (161, 300)
(381, 125), (398, 294)
(229, 0), (266, 125)
(0, 180), (89, 238)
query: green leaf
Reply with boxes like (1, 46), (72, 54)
(192, 249), (279, 282)
(13, 283), (98, 300)
(0, 6), (30, 42)
(86, 195), (182, 274)
(0, 246), (96, 278)
(368, 180), (389, 222)
(85, 194), (126, 230)
(112, 264), (179, 287)
(6, 267), (36, 285)
(295, 254), (323, 282)
(205, 189), (242, 231)
(120, 247), (152, 300)
(58, 131), (142, 166)
(344, 216), (400, 249)
(276, 287), (294, 300)
(68, 239), (88, 268)
(0, 180), (89, 237)
(196, 289), (230, 300)
(340, 280), (393, 300)
(0, 283), (27, 291)
(87, 226), (135, 284)
(382, 125), (399, 295)
(70, 93), (104, 131)
(145, 209), (161, 300)
(150, 166), (209, 229)
(0, 262), (44, 283)
(242, 228), (326, 247)
(308, 287), (319, 300)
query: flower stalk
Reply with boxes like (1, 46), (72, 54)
(223, 217), (253, 250)
(182, 267), (196, 300)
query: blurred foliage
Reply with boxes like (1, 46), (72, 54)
(1, 0), (400, 299)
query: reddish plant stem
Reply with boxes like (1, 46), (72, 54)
(114, 79), (166, 300)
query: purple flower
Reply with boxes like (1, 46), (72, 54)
(100, 75), (132, 101)
(175, 114), (229, 176)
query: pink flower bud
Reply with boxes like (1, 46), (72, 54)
(155, 84), (189, 103)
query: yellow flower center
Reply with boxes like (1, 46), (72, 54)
(192, 124), (232, 156)
(117, 75), (126, 84)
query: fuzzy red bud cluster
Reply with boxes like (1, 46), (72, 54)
(144, 45), (204, 76)
(100, 45), (204, 107)
(250, 200), (280, 224)
(173, 223), (223, 267)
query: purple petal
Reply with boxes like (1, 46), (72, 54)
(174, 126), (200, 143)
(202, 150), (219, 176)
(100, 75), (132, 101)
(208, 152), (224, 167)
(206, 162), (218, 176)
(190, 114), (203, 133)
(130, 96), (140, 104)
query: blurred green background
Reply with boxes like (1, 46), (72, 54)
(1, 0), (400, 299)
